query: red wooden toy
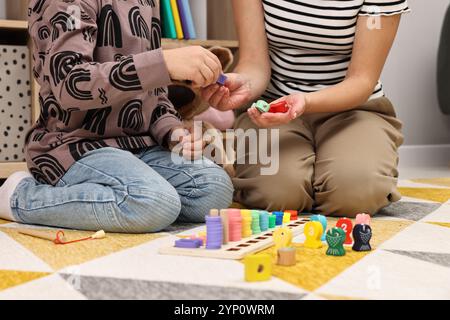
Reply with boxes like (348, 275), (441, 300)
(336, 218), (353, 245)
(269, 101), (289, 113)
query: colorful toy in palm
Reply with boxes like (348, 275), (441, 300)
(253, 100), (290, 114)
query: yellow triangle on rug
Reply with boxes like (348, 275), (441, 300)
(0, 270), (50, 291)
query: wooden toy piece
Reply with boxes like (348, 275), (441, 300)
(210, 209), (219, 217)
(303, 221), (323, 249)
(241, 209), (251, 219)
(228, 210), (242, 242)
(254, 100), (271, 113)
(175, 239), (202, 248)
(259, 211), (269, 231)
(310, 214), (327, 242)
(18, 229), (66, 243)
(326, 227), (346, 257)
(269, 101), (289, 113)
(242, 216), (252, 238)
(189, 235), (205, 246)
(220, 209), (229, 244)
(18, 229), (106, 245)
(285, 210), (298, 221)
(268, 214), (276, 228)
(277, 247), (296, 266)
(273, 211), (284, 226)
(217, 74), (227, 86)
(352, 224), (372, 252)
(244, 254), (272, 282)
(283, 212), (291, 224)
(336, 218), (353, 245)
(205, 216), (222, 250)
(197, 231), (207, 244)
(356, 213), (371, 226)
(91, 230), (106, 240)
(273, 227), (293, 250)
(251, 211), (261, 234)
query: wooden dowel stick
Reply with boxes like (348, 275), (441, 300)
(18, 229), (66, 243)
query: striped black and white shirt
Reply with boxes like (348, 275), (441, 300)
(261, 0), (410, 101)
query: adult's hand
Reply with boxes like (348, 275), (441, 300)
(247, 93), (307, 128)
(201, 73), (252, 111)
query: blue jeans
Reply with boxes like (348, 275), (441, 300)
(10, 147), (234, 233)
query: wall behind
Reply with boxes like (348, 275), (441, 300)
(0, 0), (5, 19)
(382, 0), (450, 146)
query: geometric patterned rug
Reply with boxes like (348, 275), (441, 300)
(1, 178), (449, 300)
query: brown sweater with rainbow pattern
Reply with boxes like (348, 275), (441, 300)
(26, 0), (182, 185)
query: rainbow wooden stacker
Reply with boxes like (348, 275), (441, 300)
(159, 215), (310, 260)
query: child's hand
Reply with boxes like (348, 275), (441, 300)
(169, 125), (206, 160)
(201, 73), (252, 111)
(163, 46), (223, 88)
(247, 93), (307, 128)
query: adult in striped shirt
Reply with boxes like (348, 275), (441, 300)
(203, 0), (410, 216)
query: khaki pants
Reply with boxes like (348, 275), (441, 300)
(233, 97), (404, 217)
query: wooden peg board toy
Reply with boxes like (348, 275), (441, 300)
(159, 217), (310, 260)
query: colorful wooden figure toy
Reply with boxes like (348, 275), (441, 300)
(268, 101), (289, 113)
(352, 224), (373, 252)
(217, 74), (228, 86)
(253, 100), (289, 114)
(303, 221), (323, 249)
(326, 227), (346, 257)
(336, 218), (353, 245)
(356, 213), (371, 226)
(284, 210), (298, 221)
(244, 254), (272, 282)
(273, 227), (293, 250)
(310, 214), (327, 242)
(254, 100), (271, 113)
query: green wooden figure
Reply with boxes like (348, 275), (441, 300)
(326, 227), (346, 257)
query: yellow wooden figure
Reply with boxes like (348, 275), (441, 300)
(273, 227), (293, 250)
(304, 221), (324, 249)
(244, 254), (272, 282)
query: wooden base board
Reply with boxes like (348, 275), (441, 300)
(159, 218), (310, 260)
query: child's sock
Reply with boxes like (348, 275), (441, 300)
(0, 171), (32, 221)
